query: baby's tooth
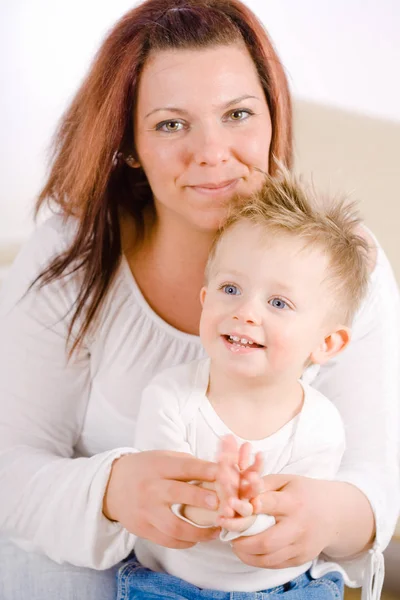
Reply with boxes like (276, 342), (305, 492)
(240, 338), (248, 344)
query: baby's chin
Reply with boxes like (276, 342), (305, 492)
(212, 358), (269, 381)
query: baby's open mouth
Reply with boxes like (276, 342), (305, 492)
(223, 335), (264, 349)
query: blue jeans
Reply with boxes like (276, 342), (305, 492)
(117, 554), (344, 600)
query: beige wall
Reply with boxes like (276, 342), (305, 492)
(293, 100), (400, 284)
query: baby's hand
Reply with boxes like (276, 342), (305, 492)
(215, 436), (263, 528)
(215, 435), (241, 520)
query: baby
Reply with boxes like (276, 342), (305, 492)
(118, 170), (371, 599)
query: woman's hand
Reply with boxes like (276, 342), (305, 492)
(103, 451), (220, 548)
(232, 474), (374, 569)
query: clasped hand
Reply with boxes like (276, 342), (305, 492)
(183, 435), (338, 569)
(103, 443), (337, 569)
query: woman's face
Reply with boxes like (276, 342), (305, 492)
(134, 43), (272, 233)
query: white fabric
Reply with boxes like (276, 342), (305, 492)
(134, 357), (347, 592)
(0, 215), (398, 579)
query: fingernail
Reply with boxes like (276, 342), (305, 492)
(206, 494), (218, 509)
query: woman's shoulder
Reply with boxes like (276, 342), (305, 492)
(8, 215), (77, 276)
(24, 213), (78, 257)
(0, 215), (79, 304)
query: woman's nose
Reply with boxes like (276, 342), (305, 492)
(190, 125), (230, 167)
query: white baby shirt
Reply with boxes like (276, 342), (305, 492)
(134, 357), (347, 592)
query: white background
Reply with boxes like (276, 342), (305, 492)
(1, 0), (399, 244)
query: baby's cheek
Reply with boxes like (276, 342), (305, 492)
(199, 311), (219, 350)
(272, 327), (294, 351)
(267, 328), (299, 367)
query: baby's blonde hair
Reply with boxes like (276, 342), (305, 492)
(206, 169), (371, 325)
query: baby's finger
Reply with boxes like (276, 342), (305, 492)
(241, 452), (263, 479)
(239, 471), (264, 500)
(217, 499), (235, 518)
(218, 515), (254, 532)
(252, 451), (264, 474)
(218, 435), (239, 462)
(238, 442), (252, 471)
(229, 497), (253, 517)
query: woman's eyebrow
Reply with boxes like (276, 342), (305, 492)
(222, 94), (260, 109)
(144, 95), (261, 119)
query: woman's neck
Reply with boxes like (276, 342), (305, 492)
(146, 213), (215, 276)
(123, 209), (216, 335)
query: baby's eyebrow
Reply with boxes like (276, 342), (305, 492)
(213, 268), (245, 279)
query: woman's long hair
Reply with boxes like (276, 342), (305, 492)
(34, 0), (292, 355)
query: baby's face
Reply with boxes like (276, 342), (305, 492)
(200, 222), (335, 381)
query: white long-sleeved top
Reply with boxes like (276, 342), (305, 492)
(134, 357), (347, 592)
(0, 215), (399, 575)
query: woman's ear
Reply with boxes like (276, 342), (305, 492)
(200, 287), (207, 306)
(310, 326), (351, 365)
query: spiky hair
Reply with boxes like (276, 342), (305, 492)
(206, 168), (371, 325)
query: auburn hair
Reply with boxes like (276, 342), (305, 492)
(33, 0), (292, 355)
(207, 168), (370, 325)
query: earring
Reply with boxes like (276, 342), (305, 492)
(125, 154), (140, 168)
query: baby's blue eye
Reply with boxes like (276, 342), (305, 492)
(223, 285), (240, 296)
(269, 298), (288, 309)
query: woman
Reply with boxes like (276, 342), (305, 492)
(0, 1), (398, 599)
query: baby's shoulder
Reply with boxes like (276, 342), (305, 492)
(145, 357), (209, 411)
(301, 383), (344, 433)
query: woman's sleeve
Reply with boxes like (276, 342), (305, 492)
(314, 241), (400, 569)
(0, 218), (136, 569)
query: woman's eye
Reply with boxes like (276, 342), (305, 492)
(222, 284), (240, 296)
(156, 120), (184, 133)
(269, 298), (288, 310)
(226, 109), (253, 122)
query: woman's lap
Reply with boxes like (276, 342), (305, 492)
(0, 536), (119, 600)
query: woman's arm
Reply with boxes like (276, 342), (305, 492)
(0, 219), (139, 568)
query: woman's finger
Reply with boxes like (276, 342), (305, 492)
(152, 506), (220, 544)
(158, 451), (217, 482)
(143, 523), (196, 549)
(233, 542), (298, 569)
(161, 479), (218, 511)
(250, 490), (294, 516)
(230, 518), (297, 555)
(240, 472), (291, 500)
(238, 519), (300, 555)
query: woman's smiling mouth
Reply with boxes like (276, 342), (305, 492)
(188, 179), (240, 196)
